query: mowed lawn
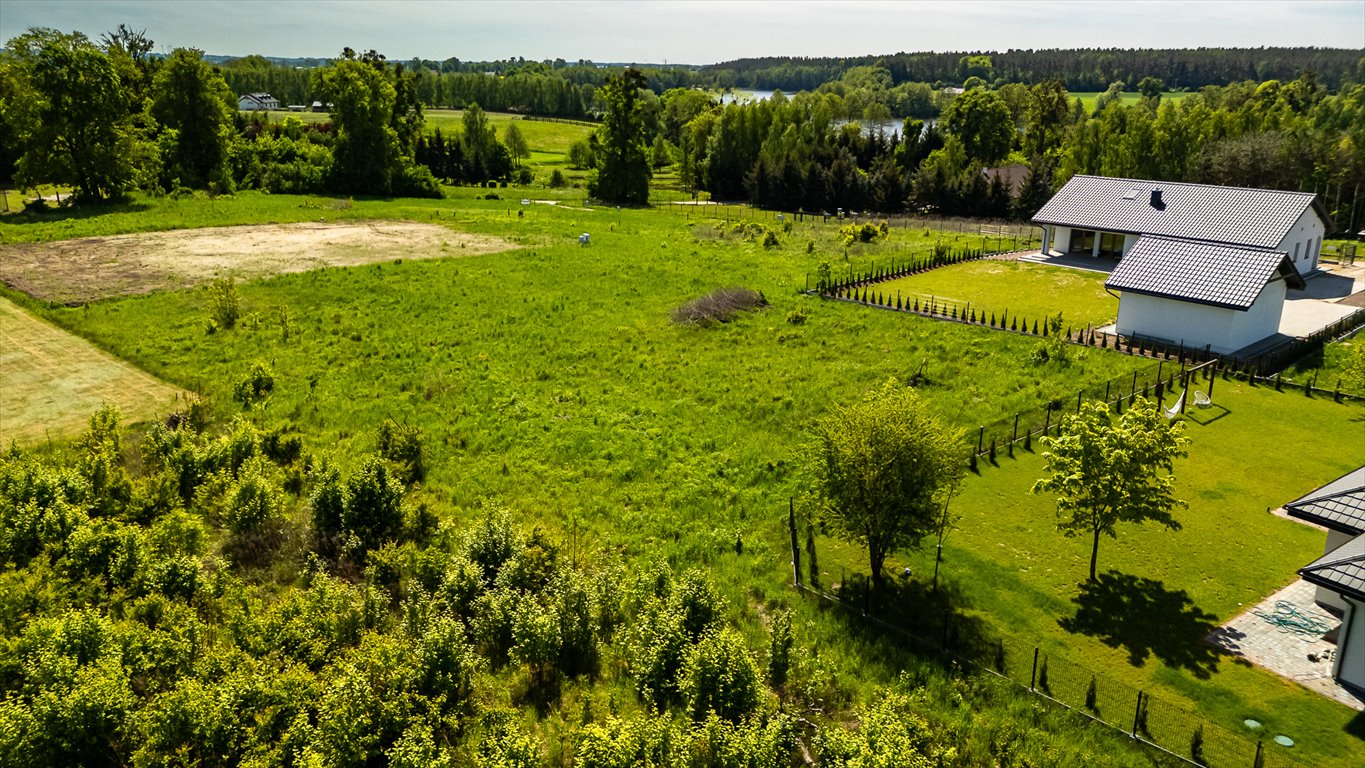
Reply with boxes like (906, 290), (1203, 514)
(0, 296), (186, 445)
(874, 259), (1119, 328)
(813, 379), (1365, 764)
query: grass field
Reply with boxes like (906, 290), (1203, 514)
(6, 188), (1364, 763)
(873, 259), (1119, 328)
(0, 296), (185, 445)
(1070, 91), (1194, 112)
(247, 108), (593, 155)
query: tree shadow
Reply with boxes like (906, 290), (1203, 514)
(820, 572), (995, 665)
(1058, 570), (1226, 679)
(0, 198), (151, 227)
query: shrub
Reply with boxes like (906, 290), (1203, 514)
(376, 420), (425, 484)
(785, 307), (807, 325)
(206, 278), (241, 330)
(344, 456), (404, 552)
(672, 287), (768, 326)
(548, 169), (566, 188)
(224, 460), (282, 536)
(233, 363), (275, 408)
(766, 610), (792, 688)
(680, 628), (762, 722)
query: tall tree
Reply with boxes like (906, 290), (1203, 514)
(805, 382), (965, 592)
(5, 28), (150, 200)
(940, 88), (1013, 165)
(150, 48), (235, 189)
(1032, 399), (1190, 582)
(588, 67), (651, 205)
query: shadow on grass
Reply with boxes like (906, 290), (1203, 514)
(0, 198), (152, 228)
(1183, 404), (1231, 426)
(1346, 708), (1365, 741)
(1059, 570), (1226, 679)
(817, 572), (995, 665)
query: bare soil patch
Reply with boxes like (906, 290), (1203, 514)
(1, 297), (185, 445)
(0, 220), (515, 304)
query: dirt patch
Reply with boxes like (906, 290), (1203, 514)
(0, 220), (516, 304)
(0, 297), (186, 445)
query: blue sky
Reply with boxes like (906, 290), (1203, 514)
(2, 1), (1362, 64)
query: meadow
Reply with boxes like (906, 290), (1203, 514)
(1070, 91), (1194, 112)
(4, 182), (1363, 764)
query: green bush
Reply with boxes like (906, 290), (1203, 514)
(679, 628), (762, 722)
(206, 278), (241, 330)
(232, 362), (274, 408)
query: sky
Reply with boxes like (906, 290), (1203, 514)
(2, 0), (1362, 64)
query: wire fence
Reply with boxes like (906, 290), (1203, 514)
(791, 576), (1321, 768)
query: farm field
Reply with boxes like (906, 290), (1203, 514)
(872, 259), (1119, 328)
(5, 189), (1364, 765)
(246, 108), (594, 154)
(0, 296), (185, 445)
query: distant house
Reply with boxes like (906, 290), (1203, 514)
(311, 101), (332, 113)
(237, 93), (280, 111)
(983, 164), (1030, 196)
(1032, 175), (1332, 353)
(1289, 467), (1365, 694)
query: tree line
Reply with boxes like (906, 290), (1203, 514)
(622, 73), (1363, 228)
(0, 30), (536, 199)
(710, 48), (1365, 92)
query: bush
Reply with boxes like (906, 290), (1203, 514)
(785, 307), (807, 325)
(233, 363), (275, 408)
(376, 421), (425, 484)
(548, 169), (566, 188)
(206, 278), (241, 330)
(679, 628), (762, 722)
(837, 221), (888, 246)
(672, 287), (768, 327)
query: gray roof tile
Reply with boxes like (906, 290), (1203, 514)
(1286, 468), (1365, 535)
(1033, 175), (1321, 249)
(1104, 236), (1303, 310)
(1299, 533), (1365, 602)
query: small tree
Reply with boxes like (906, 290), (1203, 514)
(1032, 398), (1189, 582)
(805, 382), (965, 592)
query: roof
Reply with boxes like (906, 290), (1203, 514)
(1285, 467), (1365, 535)
(1299, 533), (1365, 603)
(1033, 175), (1328, 249)
(1104, 235), (1305, 310)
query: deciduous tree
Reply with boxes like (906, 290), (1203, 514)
(1032, 399), (1189, 582)
(151, 48), (235, 190)
(805, 382), (965, 592)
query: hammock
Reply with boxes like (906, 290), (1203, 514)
(1165, 387), (1186, 419)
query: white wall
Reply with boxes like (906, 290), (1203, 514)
(1333, 596), (1365, 691)
(1115, 279), (1287, 355)
(1316, 529), (1357, 613)
(1276, 207), (1326, 274)
(1053, 227), (1072, 253)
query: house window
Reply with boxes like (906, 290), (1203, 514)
(1293, 242), (1301, 261)
(1099, 232), (1124, 258)
(1069, 230), (1095, 254)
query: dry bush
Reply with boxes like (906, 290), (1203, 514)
(672, 287), (768, 326)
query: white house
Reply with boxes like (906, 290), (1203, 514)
(1105, 236), (1305, 354)
(237, 93), (280, 111)
(1033, 175), (1331, 274)
(1291, 467), (1365, 694)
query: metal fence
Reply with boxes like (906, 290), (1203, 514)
(792, 577), (1319, 768)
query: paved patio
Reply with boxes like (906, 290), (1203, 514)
(1207, 579), (1364, 710)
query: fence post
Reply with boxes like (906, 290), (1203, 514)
(1254, 739), (1264, 768)
(1010, 414), (1019, 457)
(1030, 647), (1039, 691)
(1130, 691), (1144, 738)
(1207, 363), (1216, 399)
(1044, 409), (1051, 437)
(1077, 389), (1083, 414)
(789, 498), (801, 588)
(977, 425), (984, 455)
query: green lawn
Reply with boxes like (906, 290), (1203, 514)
(818, 378), (1365, 764)
(873, 259), (1119, 328)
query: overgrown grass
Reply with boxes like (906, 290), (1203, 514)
(1070, 91), (1194, 112)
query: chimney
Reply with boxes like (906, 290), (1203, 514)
(1150, 189), (1165, 210)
